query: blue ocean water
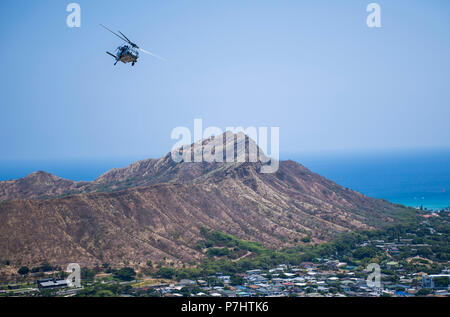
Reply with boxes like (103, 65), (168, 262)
(0, 158), (138, 182)
(0, 149), (449, 210)
(290, 149), (450, 211)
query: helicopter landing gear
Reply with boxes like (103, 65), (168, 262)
(132, 62), (135, 66)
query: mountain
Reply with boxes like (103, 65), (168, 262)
(0, 171), (79, 201)
(0, 132), (269, 201)
(0, 133), (409, 267)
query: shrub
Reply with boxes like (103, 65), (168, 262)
(18, 266), (29, 275)
(301, 236), (311, 243)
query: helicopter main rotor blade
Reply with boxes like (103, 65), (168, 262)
(139, 48), (166, 61)
(100, 24), (129, 43)
(118, 31), (137, 47)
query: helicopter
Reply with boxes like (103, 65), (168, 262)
(100, 24), (165, 66)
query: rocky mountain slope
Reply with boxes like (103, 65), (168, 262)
(0, 171), (80, 201)
(0, 133), (409, 267)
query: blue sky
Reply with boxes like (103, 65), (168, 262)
(1, 0), (449, 160)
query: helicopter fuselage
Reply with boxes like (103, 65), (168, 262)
(113, 45), (139, 66)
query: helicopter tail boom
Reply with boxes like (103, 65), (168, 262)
(106, 51), (117, 59)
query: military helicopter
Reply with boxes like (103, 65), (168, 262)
(100, 24), (165, 66)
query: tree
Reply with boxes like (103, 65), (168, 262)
(81, 268), (96, 281)
(40, 262), (54, 272)
(155, 267), (176, 279)
(416, 247), (432, 258)
(114, 267), (136, 281)
(94, 290), (115, 297)
(101, 263), (110, 269)
(206, 247), (229, 257)
(301, 236), (311, 243)
(433, 276), (449, 288)
(353, 246), (377, 260)
(416, 288), (432, 296)
(180, 286), (201, 297)
(18, 266), (29, 275)
(230, 274), (244, 286)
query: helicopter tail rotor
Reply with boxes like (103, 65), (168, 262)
(106, 51), (117, 59)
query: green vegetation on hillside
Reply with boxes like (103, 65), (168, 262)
(149, 211), (448, 281)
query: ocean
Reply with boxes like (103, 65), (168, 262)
(289, 149), (450, 211)
(1, 149), (449, 210)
